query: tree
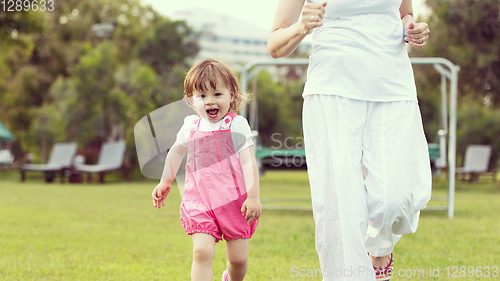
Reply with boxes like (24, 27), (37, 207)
(136, 19), (199, 74)
(411, 0), (500, 168)
(1, 0), (199, 166)
(0, 5), (48, 139)
(255, 71), (303, 147)
(413, 0), (500, 106)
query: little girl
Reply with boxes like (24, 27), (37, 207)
(152, 58), (261, 281)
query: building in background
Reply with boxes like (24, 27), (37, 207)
(170, 7), (311, 71)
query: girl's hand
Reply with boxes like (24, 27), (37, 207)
(404, 22), (430, 48)
(298, 1), (327, 35)
(152, 181), (171, 209)
(241, 197), (262, 224)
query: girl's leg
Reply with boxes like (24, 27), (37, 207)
(225, 238), (249, 281)
(191, 233), (216, 281)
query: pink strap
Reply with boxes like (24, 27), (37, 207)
(190, 115), (202, 131)
(226, 112), (238, 118)
(219, 112), (238, 130)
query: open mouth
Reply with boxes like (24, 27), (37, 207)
(206, 108), (219, 118)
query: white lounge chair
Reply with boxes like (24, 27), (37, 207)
(74, 140), (129, 183)
(0, 149), (14, 168)
(456, 145), (496, 182)
(20, 142), (78, 183)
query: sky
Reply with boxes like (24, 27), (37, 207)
(142, 0), (431, 33)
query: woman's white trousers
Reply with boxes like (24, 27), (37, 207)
(303, 95), (432, 280)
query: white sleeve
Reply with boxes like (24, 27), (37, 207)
(231, 116), (254, 152)
(239, 138), (254, 152)
(176, 115), (196, 147)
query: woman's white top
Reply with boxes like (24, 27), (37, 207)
(303, 0), (417, 102)
(176, 115), (254, 159)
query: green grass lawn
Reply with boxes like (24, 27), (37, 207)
(0, 170), (499, 280)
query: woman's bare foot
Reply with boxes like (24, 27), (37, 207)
(369, 253), (392, 268)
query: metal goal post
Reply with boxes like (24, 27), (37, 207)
(240, 58), (459, 219)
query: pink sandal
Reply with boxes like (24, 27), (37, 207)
(221, 269), (229, 281)
(373, 253), (394, 281)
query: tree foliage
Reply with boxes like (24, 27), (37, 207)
(456, 97), (500, 168)
(411, 0), (500, 168)
(1, 0), (199, 164)
(137, 20), (199, 74)
(254, 71), (304, 147)
(414, 0), (499, 104)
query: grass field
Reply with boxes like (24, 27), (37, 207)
(0, 169), (499, 280)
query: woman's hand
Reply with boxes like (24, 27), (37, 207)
(152, 181), (171, 209)
(298, 1), (327, 35)
(404, 22), (430, 48)
(268, 0), (327, 57)
(241, 197), (262, 224)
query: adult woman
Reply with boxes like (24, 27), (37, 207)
(268, 0), (432, 280)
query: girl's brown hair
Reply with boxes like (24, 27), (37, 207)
(184, 58), (250, 112)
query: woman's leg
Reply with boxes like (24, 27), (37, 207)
(369, 254), (393, 268)
(362, 101), (432, 258)
(225, 238), (249, 281)
(303, 95), (374, 280)
(191, 233), (216, 281)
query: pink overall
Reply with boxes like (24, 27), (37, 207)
(180, 112), (258, 242)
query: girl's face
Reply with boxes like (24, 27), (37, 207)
(192, 83), (233, 123)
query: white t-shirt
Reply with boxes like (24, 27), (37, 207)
(176, 115), (254, 159)
(303, 0), (417, 102)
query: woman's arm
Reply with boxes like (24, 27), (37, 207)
(267, 0), (327, 58)
(400, 0), (430, 48)
(399, 0), (414, 26)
